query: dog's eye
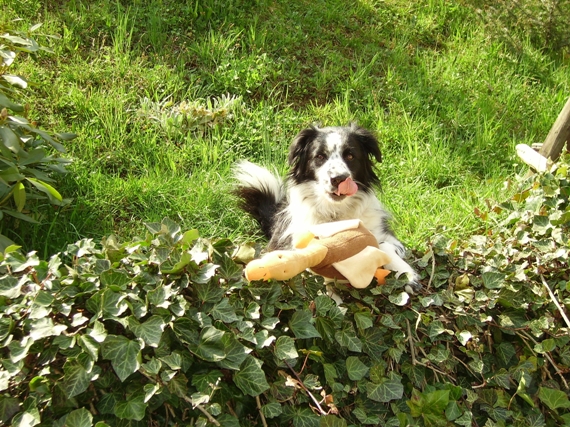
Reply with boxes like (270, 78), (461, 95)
(315, 154), (326, 161)
(345, 153), (354, 161)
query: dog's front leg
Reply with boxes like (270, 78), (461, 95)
(378, 242), (422, 293)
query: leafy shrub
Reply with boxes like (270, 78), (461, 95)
(136, 94), (243, 140)
(473, 0), (570, 53)
(0, 23), (74, 251)
(1, 157), (570, 426)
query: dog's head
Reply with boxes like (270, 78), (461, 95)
(287, 124), (382, 202)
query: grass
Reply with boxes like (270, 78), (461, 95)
(1, 0), (569, 257)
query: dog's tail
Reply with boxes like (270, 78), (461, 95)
(233, 161), (285, 240)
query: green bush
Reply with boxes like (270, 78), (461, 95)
(0, 23), (74, 251)
(1, 156), (570, 426)
(473, 0), (570, 53)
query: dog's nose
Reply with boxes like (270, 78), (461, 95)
(330, 174), (349, 187)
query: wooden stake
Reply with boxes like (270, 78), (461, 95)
(539, 96), (570, 162)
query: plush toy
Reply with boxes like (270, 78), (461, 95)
(245, 219), (392, 289)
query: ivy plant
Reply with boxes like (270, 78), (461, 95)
(0, 23), (74, 251)
(1, 156), (570, 426)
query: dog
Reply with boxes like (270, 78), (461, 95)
(233, 123), (421, 291)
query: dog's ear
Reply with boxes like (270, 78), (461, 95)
(288, 127), (319, 166)
(350, 124), (382, 163)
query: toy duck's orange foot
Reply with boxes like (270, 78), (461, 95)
(374, 268), (391, 285)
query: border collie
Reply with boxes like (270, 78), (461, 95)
(233, 123), (421, 291)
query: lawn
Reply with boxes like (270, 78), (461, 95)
(1, 0), (569, 256)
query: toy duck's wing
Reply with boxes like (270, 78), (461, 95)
(332, 246), (391, 289)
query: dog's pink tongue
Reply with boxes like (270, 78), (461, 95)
(336, 177), (358, 196)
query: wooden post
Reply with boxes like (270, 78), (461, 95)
(539, 96), (570, 161)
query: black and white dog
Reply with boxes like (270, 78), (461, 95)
(234, 123), (421, 291)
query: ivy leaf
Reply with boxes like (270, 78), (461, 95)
(28, 318), (67, 341)
(114, 395), (147, 421)
(172, 318), (199, 345)
(261, 402), (282, 419)
(100, 269), (131, 290)
(366, 376), (404, 403)
(62, 360), (90, 399)
(217, 252), (243, 281)
(346, 356), (369, 381)
(335, 328), (362, 352)
(87, 321), (107, 343)
(101, 289), (128, 317)
(161, 252), (191, 274)
(427, 321), (448, 338)
(245, 301), (261, 319)
(216, 414), (241, 426)
(314, 295), (335, 316)
(424, 390), (450, 414)
(217, 333), (252, 370)
(290, 310), (321, 339)
(445, 401), (463, 421)
(482, 271), (505, 289)
(495, 342), (516, 366)
(526, 413), (546, 427)
(0, 275), (21, 298)
(11, 406), (41, 427)
(275, 336), (299, 360)
(101, 335), (141, 381)
(0, 396), (20, 424)
(538, 387), (570, 411)
(283, 406), (319, 427)
(233, 355), (270, 396)
(211, 298), (239, 323)
(354, 311), (374, 330)
(192, 370), (223, 394)
(143, 383), (159, 403)
(407, 389), (450, 420)
(454, 410), (473, 426)
(456, 330), (472, 346)
(194, 264), (220, 285)
(380, 314), (401, 329)
(388, 291), (409, 306)
(315, 317), (336, 343)
(319, 414), (347, 427)
(129, 315), (165, 347)
(190, 326), (226, 362)
(362, 328), (388, 361)
(60, 407), (93, 427)
(147, 284), (171, 307)
(8, 336), (33, 362)
(352, 407), (380, 425)
(167, 373), (188, 397)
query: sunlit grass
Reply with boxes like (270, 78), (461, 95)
(2, 0), (569, 254)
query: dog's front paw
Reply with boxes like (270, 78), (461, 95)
(405, 280), (422, 294)
(403, 272), (422, 294)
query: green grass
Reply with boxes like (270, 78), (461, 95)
(1, 0), (569, 256)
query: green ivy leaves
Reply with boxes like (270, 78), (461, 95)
(2, 153), (570, 427)
(101, 336), (142, 382)
(233, 356), (270, 396)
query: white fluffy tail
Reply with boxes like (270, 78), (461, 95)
(233, 161), (284, 201)
(233, 161), (285, 239)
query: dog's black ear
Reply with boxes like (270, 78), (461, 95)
(288, 127), (319, 166)
(351, 124), (382, 163)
